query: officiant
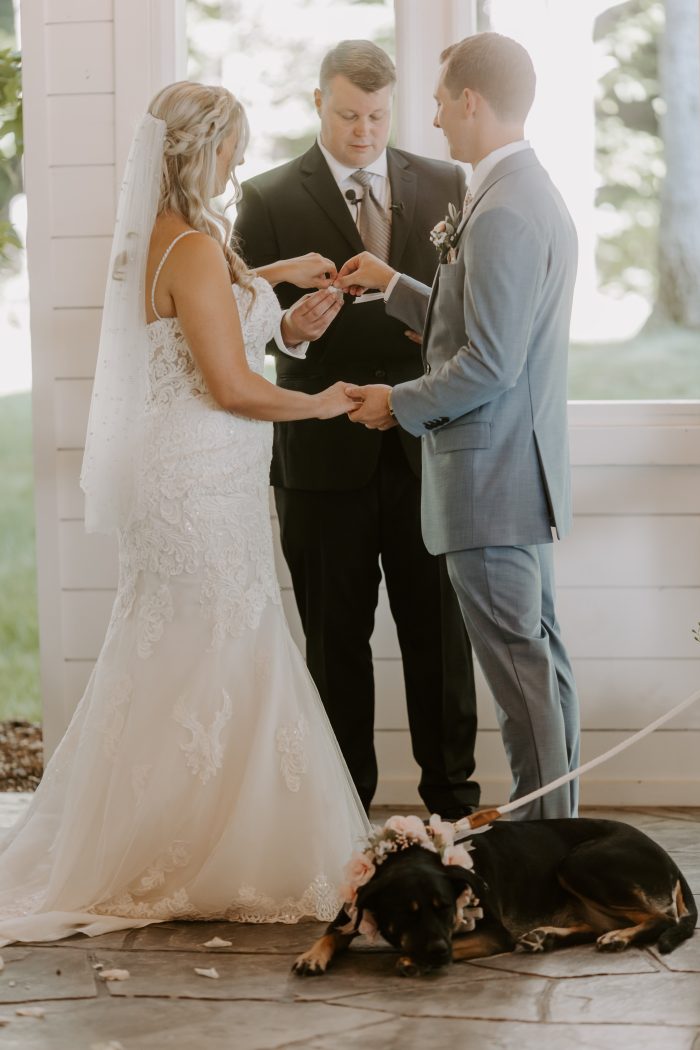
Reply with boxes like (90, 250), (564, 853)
(234, 39), (479, 819)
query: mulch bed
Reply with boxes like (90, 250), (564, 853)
(0, 721), (43, 790)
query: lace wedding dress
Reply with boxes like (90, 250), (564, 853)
(0, 261), (370, 945)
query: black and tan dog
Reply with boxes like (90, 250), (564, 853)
(293, 817), (697, 976)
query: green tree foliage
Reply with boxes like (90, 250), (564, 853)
(594, 0), (664, 299)
(0, 0), (21, 272)
(0, 47), (22, 265)
(187, 0), (394, 163)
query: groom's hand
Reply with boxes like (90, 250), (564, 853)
(335, 252), (396, 297)
(344, 383), (396, 430)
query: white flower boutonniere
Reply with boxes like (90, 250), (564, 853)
(429, 202), (462, 264)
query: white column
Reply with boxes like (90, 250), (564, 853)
(114, 0), (187, 178)
(393, 0), (477, 159)
(21, 0), (184, 754)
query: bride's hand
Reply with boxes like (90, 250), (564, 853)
(314, 381), (361, 420)
(281, 289), (342, 345)
(283, 252), (338, 289)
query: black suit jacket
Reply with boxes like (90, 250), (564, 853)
(234, 142), (465, 490)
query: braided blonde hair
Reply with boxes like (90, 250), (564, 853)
(148, 81), (256, 294)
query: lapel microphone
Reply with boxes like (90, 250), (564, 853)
(346, 187), (403, 216)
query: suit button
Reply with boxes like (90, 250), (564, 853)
(374, 369), (386, 379)
(425, 364), (432, 375)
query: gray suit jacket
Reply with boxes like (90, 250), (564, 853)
(388, 148), (578, 555)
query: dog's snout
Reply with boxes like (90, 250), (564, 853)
(423, 937), (451, 963)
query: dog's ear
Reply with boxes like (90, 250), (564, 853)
(442, 864), (484, 899)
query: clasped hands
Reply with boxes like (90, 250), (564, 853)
(278, 250), (423, 428)
(334, 250), (410, 430)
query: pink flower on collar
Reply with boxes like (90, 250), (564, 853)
(428, 813), (456, 846)
(443, 843), (474, 869)
(385, 814), (430, 842)
(342, 852), (376, 902)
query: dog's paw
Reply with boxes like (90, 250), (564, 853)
(596, 931), (630, 953)
(396, 955), (421, 977)
(518, 928), (553, 953)
(291, 951), (328, 976)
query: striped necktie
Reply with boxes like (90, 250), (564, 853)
(351, 169), (391, 262)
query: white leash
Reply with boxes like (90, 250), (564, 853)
(454, 686), (700, 834)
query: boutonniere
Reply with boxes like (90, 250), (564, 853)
(429, 202), (462, 264)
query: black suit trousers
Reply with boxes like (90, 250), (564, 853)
(275, 429), (480, 816)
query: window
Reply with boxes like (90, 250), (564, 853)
(483, 0), (700, 399)
(187, 0), (700, 400)
(187, 0), (395, 179)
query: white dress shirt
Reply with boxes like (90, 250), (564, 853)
(468, 138), (530, 198)
(317, 135), (392, 217)
(273, 315), (309, 360)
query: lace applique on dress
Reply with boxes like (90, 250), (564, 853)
(173, 689), (233, 784)
(0, 888), (46, 920)
(131, 764), (153, 807)
(147, 321), (208, 411)
(100, 676), (133, 759)
(225, 873), (339, 924)
(87, 874), (340, 925)
(254, 647), (273, 687)
(130, 840), (191, 895)
(136, 583), (174, 659)
(276, 716), (309, 791)
(90, 887), (192, 921)
(110, 574), (136, 627)
(204, 571), (278, 650)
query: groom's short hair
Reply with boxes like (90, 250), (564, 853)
(441, 33), (535, 122)
(320, 40), (396, 95)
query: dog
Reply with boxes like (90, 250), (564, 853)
(293, 816), (697, 977)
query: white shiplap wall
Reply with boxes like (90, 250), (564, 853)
(24, 0), (700, 806)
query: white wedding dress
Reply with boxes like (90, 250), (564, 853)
(0, 261), (370, 945)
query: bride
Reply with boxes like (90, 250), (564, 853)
(0, 82), (370, 945)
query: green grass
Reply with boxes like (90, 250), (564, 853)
(0, 391), (41, 722)
(569, 325), (700, 400)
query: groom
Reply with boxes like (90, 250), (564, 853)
(337, 32), (581, 819)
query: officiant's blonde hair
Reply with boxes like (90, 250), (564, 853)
(148, 81), (255, 292)
(319, 40), (396, 94)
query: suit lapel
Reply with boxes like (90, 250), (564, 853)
(300, 143), (364, 256)
(387, 149), (417, 269)
(422, 149), (543, 343)
(454, 148), (541, 242)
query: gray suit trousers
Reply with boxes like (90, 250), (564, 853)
(445, 544), (580, 819)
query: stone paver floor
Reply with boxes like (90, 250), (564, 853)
(0, 797), (698, 1049)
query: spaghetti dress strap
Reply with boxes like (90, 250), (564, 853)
(150, 229), (198, 320)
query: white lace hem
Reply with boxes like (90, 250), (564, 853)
(90, 873), (340, 925)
